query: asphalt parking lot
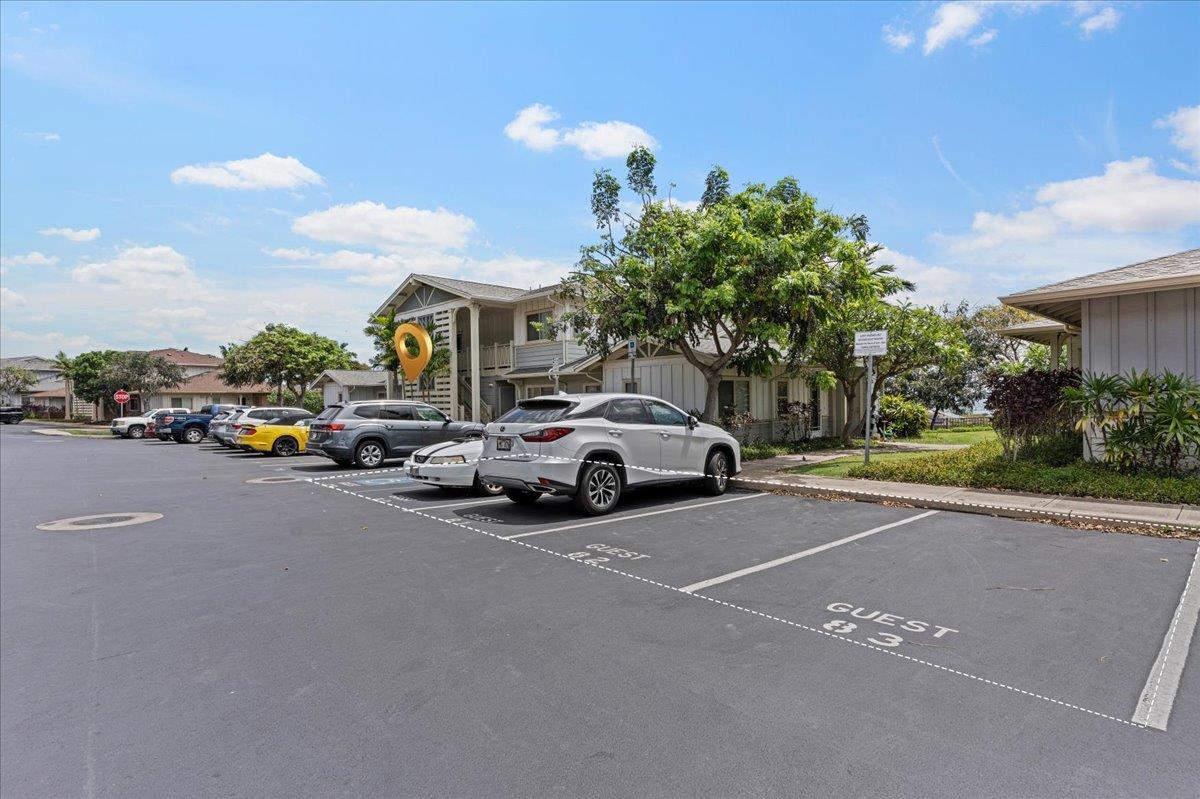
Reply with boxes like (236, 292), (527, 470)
(2, 423), (1197, 797)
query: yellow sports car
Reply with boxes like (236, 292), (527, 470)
(236, 413), (314, 456)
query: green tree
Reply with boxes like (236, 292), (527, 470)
(364, 310), (402, 392)
(100, 352), (186, 409)
(0, 366), (37, 399)
(52, 351), (76, 416)
(805, 299), (968, 444)
(220, 324), (355, 404)
(562, 147), (885, 422)
(65, 350), (122, 405)
(895, 301), (1003, 426)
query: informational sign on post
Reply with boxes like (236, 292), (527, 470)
(853, 331), (888, 464)
(628, 338), (637, 390)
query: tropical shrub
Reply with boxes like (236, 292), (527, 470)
(1063, 370), (1200, 476)
(877, 394), (926, 438)
(779, 400), (815, 442)
(984, 369), (1080, 461)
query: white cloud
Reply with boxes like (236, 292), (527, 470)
(292, 201), (476, 251)
(0, 251), (59, 267)
(0, 327), (93, 352)
(945, 157), (1200, 253)
(875, 247), (979, 307)
(882, 25), (915, 51)
(71, 245), (206, 294)
(263, 246), (568, 290)
(1078, 6), (1120, 36)
(968, 29), (997, 47)
(504, 103), (657, 160)
(138, 306), (208, 323)
(924, 2), (984, 54)
(1, 287), (28, 308)
(667, 198), (702, 212)
(1156, 105), (1200, 173)
(170, 152), (323, 190)
(29, 131), (60, 142)
(39, 226), (100, 242)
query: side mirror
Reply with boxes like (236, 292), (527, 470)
(686, 415), (699, 429)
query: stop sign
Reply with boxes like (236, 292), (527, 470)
(113, 389), (130, 404)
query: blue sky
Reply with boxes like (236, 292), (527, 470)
(2, 0), (1198, 360)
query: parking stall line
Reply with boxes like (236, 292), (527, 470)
(425, 497), (511, 510)
(678, 510), (939, 594)
(1132, 542), (1200, 731)
(502, 492), (769, 540)
(306, 477), (1150, 730)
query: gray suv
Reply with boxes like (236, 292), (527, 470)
(307, 400), (484, 469)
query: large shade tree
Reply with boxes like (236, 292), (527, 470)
(0, 366), (37, 399)
(561, 147), (887, 422)
(100, 352), (186, 409)
(804, 294), (969, 444)
(221, 324), (356, 403)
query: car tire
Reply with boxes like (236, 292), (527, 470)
(504, 488), (541, 506)
(182, 427), (205, 444)
(354, 440), (386, 469)
(701, 449), (730, 496)
(272, 437), (299, 457)
(574, 461), (622, 515)
(472, 473), (505, 496)
(127, 425), (145, 439)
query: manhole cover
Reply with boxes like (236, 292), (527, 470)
(37, 512), (163, 532)
(246, 476), (303, 485)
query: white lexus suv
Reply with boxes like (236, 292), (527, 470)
(478, 393), (741, 515)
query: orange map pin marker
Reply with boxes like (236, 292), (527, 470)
(394, 322), (433, 382)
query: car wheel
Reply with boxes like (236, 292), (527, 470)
(701, 449), (730, 496)
(504, 488), (541, 505)
(182, 427), (205, 444)
(354, 440), (386, 469)
(472, 472), (505, 496)
(574, 461), (622, 515)
(127, 425), (145, 439)
(272, 437), (299, 457)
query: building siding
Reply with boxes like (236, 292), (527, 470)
(1083, 287), (1199, 379)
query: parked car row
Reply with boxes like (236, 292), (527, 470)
(105, 393), (742, 516)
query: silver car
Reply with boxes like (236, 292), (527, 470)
(478, 393), (741, 515)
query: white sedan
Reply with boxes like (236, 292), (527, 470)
(406, 438), (504, 495)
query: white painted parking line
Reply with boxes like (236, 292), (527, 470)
(503, 493), (768, 540)
(1132, 542), (1200, 731)
(426, 496), (511, 510)
(678, 510), (939, 594)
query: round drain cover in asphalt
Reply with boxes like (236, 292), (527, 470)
(37, 512), (163, 532)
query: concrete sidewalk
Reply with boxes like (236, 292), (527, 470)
(737, 457), (1200, 533)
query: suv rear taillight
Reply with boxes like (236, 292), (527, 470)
(326, 422), (346, 431)
(519, 427), (574, 443)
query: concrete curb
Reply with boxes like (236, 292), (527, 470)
(732, 476), (1200, 534)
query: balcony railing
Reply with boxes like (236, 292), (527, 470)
(457, 342), (514, 372)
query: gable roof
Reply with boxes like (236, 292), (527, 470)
(999, 249), (1200, 326)
(373, 272), (569, 316)
(145, 348), (224, 367)
(313, 369), (388, 387)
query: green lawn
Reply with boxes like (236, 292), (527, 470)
(893, 427), (996, 446)
(798, 441), (1199, 505)
(788, 451), (931, 477)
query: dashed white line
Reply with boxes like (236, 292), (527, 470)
(1132, 542), (1200, 730)
(310, 478), (1149, 731)
(678, 510), (939, 594)
(503, 492), (768, 540)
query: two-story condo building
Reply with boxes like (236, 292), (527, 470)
(374, 273), (857, 438)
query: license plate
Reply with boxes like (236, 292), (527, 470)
(496, 437), (512, 451)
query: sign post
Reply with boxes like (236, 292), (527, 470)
(627, 338), (637, 391)
(113, 389), (130, 417)
(853, 330), (888, 465)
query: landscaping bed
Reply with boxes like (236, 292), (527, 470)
(821, 441), (1198, 505)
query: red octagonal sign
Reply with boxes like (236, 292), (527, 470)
(113, 390), (130, 404)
